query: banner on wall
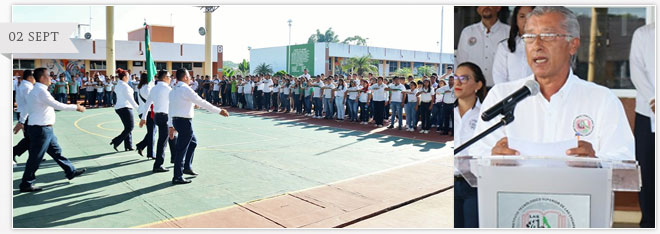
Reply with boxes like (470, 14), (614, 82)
(287, 44), (314, 76)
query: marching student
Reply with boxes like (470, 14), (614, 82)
(135, 73), (155, 159)
(358, 79), (371, 125)
(18, 67), (86, 192)
(140, 70), (177, 173)
(453, 62), (486, 229)
(346, 80), (360, 122)
(334, 79), (347, 121)
(168, 68), (230, 184)
(387, 77), (407, 130)
(369, 77), (388, 127)
(416, 79), (435, 134)
(13, 70), (35, 164)
(109, 69), (139, 152)
(403, 81), (419, 132)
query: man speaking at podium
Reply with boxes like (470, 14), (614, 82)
(469, 6), (635, 161)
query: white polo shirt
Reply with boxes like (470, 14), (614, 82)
(335, 85), (346, 97)
(456, 20), (510, 87)
(469, 71), (635, 160)
(347, 86), (359, 100)
(311, 82), (323, 98)
(369, 83), (388, 101)
(492, 36), (533, 84)
(323, 83), (335, 98)
(262, 79), (273, 93)
(359, 88), (370, 102)
(388, 83), (406, 102)
(455, 100), (482, 157)
(418, 87), (435, 103)
(435, 85), (456, 104)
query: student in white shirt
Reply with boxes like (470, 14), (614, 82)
(243, 78), (254, 110)
(630, 22), (655, 228)
(237, 79), (244, 109)
(103, 77), (114, 107)
(416, 80), (435, 133)
(402, 81), (419, 131)
(94, 77), (104, 108)
(387, 77), (407, 130)
(452, 62), (487, 229)
(436, 76), (456, 135)
(470, 7), (634, 161)
(167, 68), (229, 184)
(302, 79), (313, 116)
(109, 69), (140, 152)
(271, 79), (280, 112)
(13, 70), (35, 163)
(322, 78), (336, 119)
(492, 6), (535, 84)
(18, 67), (86, 192)
(346, 80), (360, 122)
(358, 80), (371, 124)
(311, 76), (324, 118)
(212, 77), (221, 105)
(131, 75), (140, 103)
(456, 6), (511, 87)
(262, 75), (274, 112)
(139, 70), (177, 173)
(135, 73), (156, 159)
(369, 77), (388, 127)
(84, 75), (96, 107)
(334, 79), (347, 121)
(281, 79), (292, 113)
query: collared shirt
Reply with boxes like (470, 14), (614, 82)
(114, 80), (139, 110)
(435, 85), (456, 104)
(311, 82), (323, 98)
(406, 88), (418, 103)
(137, 81), (154, 114)
(454, 99), (482, 176)
(27, 83), (78, 126)
(347, 87), (359, 100)
(630, 23), (656, 120)
(359, 87), (370, 102)
(243, 81), (254, 94)
(262, 79), (274, 93)
(16, 81), (34, 124)
(323, 83), (335, 98)
(168, 82), (223, 127)
(456, 20), (510, 87)
(212, 79), (220, 91)
(142, 81), (172, 120)
(418, 88), (435, 103)
(335, 85), (346, 97)
(492, 36), (533, 84)
(469, 71), (635, 160)
(86, 80), (95, 91)
(388, 83), (406, 102)
(369, 83), (388, 101)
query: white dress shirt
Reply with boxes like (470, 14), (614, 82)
(456, 20), (510, 87)
(168, 82), (223, 127)
(630, 23), (656, 121)
(359, 88), (370, 102)
(435, 85), (456, 104)
(335, 85), (346, 97)
(137, 81), (154, 115)
(455, 100), (482, 156)
(388, 83), (406, 102)
(369, 83), (388, 101)
(406, 88), (418, 103)
(418, 88), (435, 103)
(243, 81), (254, 94)
(323, 83), (335, 98)
(113, 80), (139, 110)
(27, 83), (78, 126)
(16, 81), (34, 124)
(492, 36), (533, 84)
(469, 71), (635, 160)
(141, 81), (172, 120)
(262, 79), (274, 93)
(347, 87), (359, 100)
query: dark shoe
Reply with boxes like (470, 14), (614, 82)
(125, 148), (134, 151)
(137, 148), (143, 157)
(13, 155), (17, 163)
(110, 142), (118, 152)
(20, 186), (43, 193)
(67, 168), (86, 180)
(152, 167), (169, 173)
(172, 178), (191, 185)
(387, 125), (394, 129)
(183, 169), (198, 176)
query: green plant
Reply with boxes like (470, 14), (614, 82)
(393, 68), (413, 77)
(416, 65), (436, 77)
(237, 59), (250, 76)
(341, 55), (379, 76)
(274, 70), (287, 77)
(254, 63), (273, 76)
(223, 68), (236, 78)
(342, 35), (368, 46)
(307, 27), (340, 44)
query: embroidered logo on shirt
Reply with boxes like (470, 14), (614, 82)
(469, 119), (478, 130)
(468, 37), (477, 46)
(573, 115), (594, 137)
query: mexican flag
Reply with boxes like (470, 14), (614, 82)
(144, 23), (156, 82)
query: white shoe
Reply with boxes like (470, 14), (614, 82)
(419, 130), (425, 133)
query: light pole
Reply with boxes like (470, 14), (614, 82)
(287, 19), (292, 74)
(439, 6), (444, 73)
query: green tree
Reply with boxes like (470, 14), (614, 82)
(416, 65), (436, 77)
(393, 68), (413, 77)
(223, 68), (236, 78)
(274, 70), (288, 77)
(342, 35), (368, 46)
(341, 55), (379, 76)
(237, 59), (250, 76)
(307, 27), (340, 44)
(254, 63), (273, 75)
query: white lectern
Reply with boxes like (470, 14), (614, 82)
(455, 156), (641, 228)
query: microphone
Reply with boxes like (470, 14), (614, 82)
(481, 80), (540, 121)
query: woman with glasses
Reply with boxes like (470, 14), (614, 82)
(493, 6), (536, 85)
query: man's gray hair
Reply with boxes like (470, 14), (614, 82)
(528, 6), (580, 40)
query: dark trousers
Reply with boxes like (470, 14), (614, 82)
(20, 126), (77, 189)
(454, 177), (479, 228)
(13, 117), (30, 157)
(440, 102), (454, 132)
(69, 93), (78, 104)
(635, 113), (655, 228)
(272, 92), (279, 111)
(255, 90), (263, 110)
(359, 101), (369, 122)
(87, 90), (96, 106)
(111, 108), (134, 150)
(136, 112), (155, 158)
(373, 101), (385, 125)
(81, 89), (88, 105)
(212, 91), (220, 105)
(313, 97), (323, 117)
(263, 92), (271, 110)
(154, 113), (177, 169)
(104, 91), (113, 107)
(420, 102), (432, 130)
(172, 118), (196, 181)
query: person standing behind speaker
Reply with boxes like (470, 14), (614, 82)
(168, 68), (230, 184)
(109, 69), (139, 152)
(492, 6), (535, 84)
(140, 70), (177, 173)
(135, 72), (156, 159)
(18, 67), (86, 192)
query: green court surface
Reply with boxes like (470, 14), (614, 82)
(12, 108), (447, 228)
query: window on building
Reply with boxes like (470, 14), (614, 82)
(13, 60), (19, 69)
(133, 61), (143, 67)
(400, 62), (411, 69)
(116, 61), (128, 70)
(183, 63), (193, 70)
(172, 62), (182, 70)
(90, 61), (106, 70)
(193, 62), (203, 68)
(156, 62), (167, 71)
(389, 62), (398, 73)
(12, 59), (35, 69)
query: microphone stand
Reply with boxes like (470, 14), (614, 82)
(454, 105), (516, 155)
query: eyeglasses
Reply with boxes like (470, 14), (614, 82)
(455, 75), (472, 84)
(521, 33), (573, 44)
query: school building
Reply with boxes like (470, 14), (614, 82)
(249, 42), (454, 77)
(12, 25), (223, 79)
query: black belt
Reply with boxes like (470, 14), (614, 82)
(29, 124), (52, 127)
(172, 117), (191, 120)
(117, 107), (131, 110)
(154, 112), (168, 116)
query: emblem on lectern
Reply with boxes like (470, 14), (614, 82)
(512, 197), (575, 228)
(573, 115), (594, 137)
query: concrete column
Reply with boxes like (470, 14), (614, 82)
(166, 61), (173, 74)
(34, 59), (41, 68)
(105, 6), (116, 76)
(204, 11), (212, 76)
(84, 60), (90, 74)
(331, 57), (335, 75)
(127, 60), (133, 73)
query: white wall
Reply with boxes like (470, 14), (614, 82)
(326, 42), (449, 64)
(313, 43), (327, 76)
(249, 46), (287, 75)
